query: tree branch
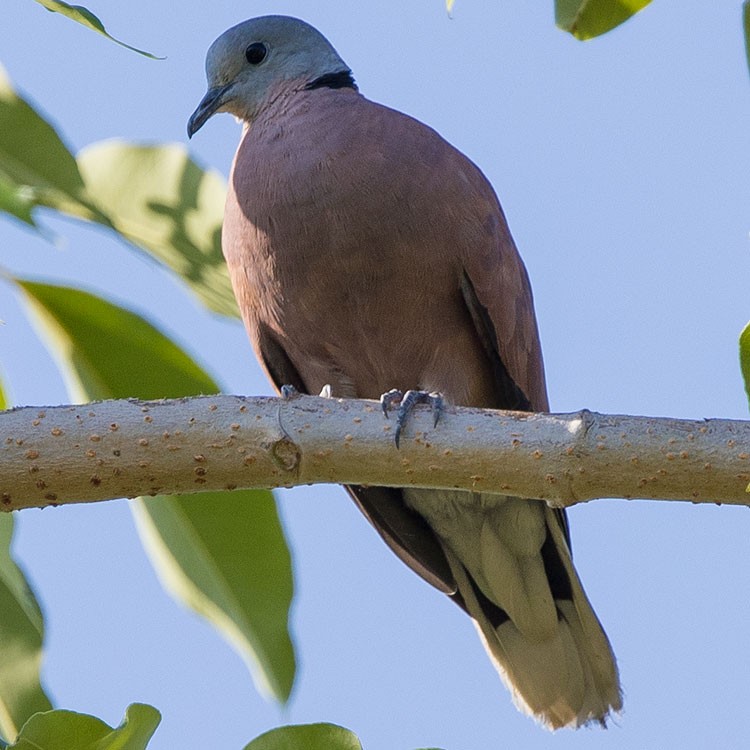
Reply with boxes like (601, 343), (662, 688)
(1, 394), (748, 511)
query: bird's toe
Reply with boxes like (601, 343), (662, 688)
(385, 389), (444, 448)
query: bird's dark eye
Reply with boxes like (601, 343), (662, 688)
(245, 42), (267, 65)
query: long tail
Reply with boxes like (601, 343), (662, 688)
(405, 489), (622, 729)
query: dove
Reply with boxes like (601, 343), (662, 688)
(188, 15), (621, 729)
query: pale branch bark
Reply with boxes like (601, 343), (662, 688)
(0, 393), (748, 512)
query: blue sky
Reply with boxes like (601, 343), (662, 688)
(3, 1), (750, 748)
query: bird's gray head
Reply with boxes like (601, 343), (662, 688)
(187, 15), (354, 137)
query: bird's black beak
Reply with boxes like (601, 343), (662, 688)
(187, 82), (234, 138)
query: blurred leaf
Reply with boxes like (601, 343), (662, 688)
(0, 178), (35, 227)
(77, 141), (236, 317)
(744, 2), (750, 79)
(243, 724), (363, 750)
(446, 0), (455, 13)
(0, 64), (107, 228)
(555, 0), (652, 40)
(8, 704), (160, 750)
(133, 490), (295, 702)
(33, 0), (161, 59)
(0, 377), (6, 410)
(15, 279), (296, 703)
(740, 321), (750, 408)
(0, 514), (52, 743)
(16, 280), (214, 403)
(0, 66), (82, 194)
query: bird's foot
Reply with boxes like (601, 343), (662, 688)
(280, 384), (301, 399)
(380, 388), (443, 448)
(380, 388), (404, 415)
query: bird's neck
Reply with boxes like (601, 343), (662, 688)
(248, 81), (360, 136)
(303, 69), (357, 92)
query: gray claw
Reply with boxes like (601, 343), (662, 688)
(393, 389), (443, 449)
(380, 388), (404, 418)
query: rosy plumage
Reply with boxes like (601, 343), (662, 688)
(189, 15), (621, 728)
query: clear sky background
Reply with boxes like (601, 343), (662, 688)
(3, 1), (750, 748)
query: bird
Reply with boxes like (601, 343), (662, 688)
(188, 15), (621, 729)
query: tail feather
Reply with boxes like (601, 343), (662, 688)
(445, 533), (620, 728)
(451, 550), (587, 726)
(403, 489), (621, 729)
(545, 506), (622, 715)
(479, 519), (557, 639)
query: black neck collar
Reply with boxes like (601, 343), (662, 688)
(304, 70), (358, 92)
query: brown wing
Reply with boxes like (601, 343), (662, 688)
(457, 206), (549, 414)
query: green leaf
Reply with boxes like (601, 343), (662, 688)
(77, 141), (236, 317)
(8, 704), (160, 750)
(0, 177), (35, 227)
(0, 65), (106, 228)
(15, 279), (296, 703)
(133, 490), (295, 702)
(16, 280), (215, 403)
(739, 321), (750, 409)
(744, 2), (750, 79)
(33, 1), (161, 59)
(0, 376), (6, 410)
(555, 0), (652, 40)
(243, 724), (363, 750)
(0, 514), (52, 743)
